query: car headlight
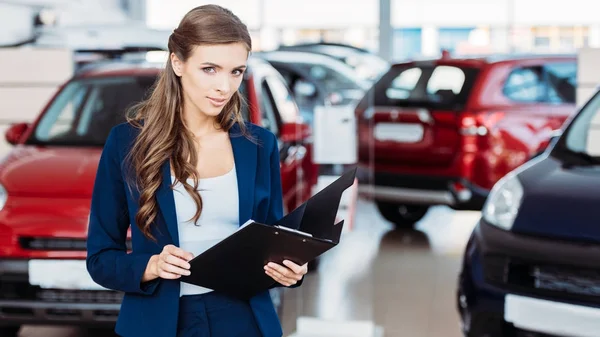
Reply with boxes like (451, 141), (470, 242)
(0, 184), (7, 212)
(482, 173), (524, 230)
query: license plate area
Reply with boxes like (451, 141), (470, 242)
(373, 123), (424, 143)
(28, 260), (107, 291)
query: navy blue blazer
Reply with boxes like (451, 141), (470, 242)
(86, 121), (295, 337)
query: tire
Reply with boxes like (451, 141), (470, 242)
(0, 326), (21, 337)
(376, 201), (429, 228)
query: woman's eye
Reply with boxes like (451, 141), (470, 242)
(232, 69), (244, 76)
(202, 67), (216, 74)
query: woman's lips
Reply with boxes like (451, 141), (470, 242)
(208, 97), (227, 107)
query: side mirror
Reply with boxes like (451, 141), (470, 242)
(5, 122), (29, 145)
(279, 122), (311, 143)
(293, 81), (317, 98)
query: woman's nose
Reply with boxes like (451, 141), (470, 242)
(215, 75), (231, 94)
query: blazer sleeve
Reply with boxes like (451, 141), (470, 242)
(86, 127), (159, 295)
(266, 132), (304, 289)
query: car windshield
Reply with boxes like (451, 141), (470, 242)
(295, 62), (370, 93)
(26, 76), (157, 146)
(560, 91), (600, 160)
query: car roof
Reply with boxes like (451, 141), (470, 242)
(256, 50), (351, 65)
(394, 53), (577, 67)
(277, 42), (372, 54)
(256, 50), (370, 88)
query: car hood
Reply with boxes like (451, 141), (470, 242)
(0, 145), (102, 198)
(513, 156), (600, 243)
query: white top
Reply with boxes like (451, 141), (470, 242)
(171, 164), (239, 297)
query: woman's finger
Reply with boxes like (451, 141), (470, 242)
(266, 269), (295, 286)
(266, 262), (293, 279)
(282, 260), (303, 274)
(157, 269), (181, 279)
(162, 263), (191, 276)
(165, 245), (194, 261)
(164, 254), (191, 270)
(266, 267), (297, 285)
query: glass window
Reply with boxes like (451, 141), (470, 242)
(296, 63), (363, 92)
(545, 62), (576, 104)
(29, 76), (155, 146)
(372, 64), (479, 111)
(393, 28), (422, 61)
(503, 67), (546, 102)
(426, 66), (466, 95)
(562, 92), (600, 157)
(438, 27), (475, 53)
(386, 67), (422, 99)
(259, 81), (280, 134)
(238, 80), (250, 121)
(265, 76), (298, 124)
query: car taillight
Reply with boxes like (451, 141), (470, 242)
(459, 112), (504, 153)
(460, 114), (488, 137)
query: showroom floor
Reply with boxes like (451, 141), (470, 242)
(18, 198), (480, 337)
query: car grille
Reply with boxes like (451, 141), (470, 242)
(0, 279), (123, 304)
(19, 237), (132, 251)
(484, 254), (600, 305)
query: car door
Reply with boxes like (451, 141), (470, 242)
(502, 62), (577, 155)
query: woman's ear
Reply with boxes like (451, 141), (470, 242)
(171, 53), (183, 77)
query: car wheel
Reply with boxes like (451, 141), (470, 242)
(0, 326), (21, 336)
(376, 201), (429, 228)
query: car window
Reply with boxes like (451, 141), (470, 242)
(545, 62), (576, 104)
(273, 67), (318, 105)
(563, 92), (600, 157)
(371, 64), (479, 111)
(296, 63), (363, 92)
(265, 76), (298, 124)
(238, 79), (250, 121)
(29, 76), (155, 146)
(503, 67), (546, 102)
(259, 80), (280, 134)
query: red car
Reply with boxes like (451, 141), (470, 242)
(356, 54), (577, 227)
(0, 56), (317, 335)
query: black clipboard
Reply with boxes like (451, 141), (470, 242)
(179, 168), (357, 299)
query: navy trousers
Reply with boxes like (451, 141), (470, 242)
(177, 292), (263, 337)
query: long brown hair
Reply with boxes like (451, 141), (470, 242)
(125, 5), (252, 241)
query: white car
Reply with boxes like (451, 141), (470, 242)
(258, 51), (365, 166)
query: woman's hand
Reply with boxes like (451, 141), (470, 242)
(143, 245), (194, 282)
(264, 260), (308, 287)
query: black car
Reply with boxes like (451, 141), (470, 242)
(457, 90), (600, 336)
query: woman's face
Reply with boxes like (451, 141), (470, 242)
(171, 42), (248, 118)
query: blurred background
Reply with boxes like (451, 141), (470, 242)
(1, 1), (600, 337)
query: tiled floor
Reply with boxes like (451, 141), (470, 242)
(16, 198), (479, 337)
(280, 199), (479, 337)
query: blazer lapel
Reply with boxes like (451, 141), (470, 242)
(229, 123), (257, 226)
(157, 160), (179, 246)
(155, 123), (257, 246)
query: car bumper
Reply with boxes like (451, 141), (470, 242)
(459, 220), (600, 337)
(356, 166), (488, 210)
(0, 259), (121, 326)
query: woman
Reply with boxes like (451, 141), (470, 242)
(86, 5), (307, 337)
